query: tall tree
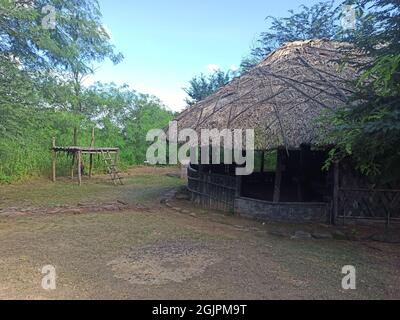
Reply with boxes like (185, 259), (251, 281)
(321, 0), (400, 183)
(1, 0), (124, 142)
(34, 0), (124, 144)
(183, 70), (236, 106)
(240, 1), (341, 72)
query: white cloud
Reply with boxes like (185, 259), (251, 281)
(129, 84), (187, 112)
(230, 65), (239, 72)
(206, 64), (220, 73)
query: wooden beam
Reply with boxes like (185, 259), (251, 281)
(260, 151), (265, 173)
(273, 150), (283, 203)
(71, 155), (75, 179)
(77, 151), (82, 186)
(89, 154), (93, 179)
(52, 137), (56, 182)
(235, 175), (242, 198)
(298, 146), (308, 202)
(89, 128), (95, 179)
(72, 129), (77, 179)
(90, 127), (95, 147)
(333, 161), (340, 225)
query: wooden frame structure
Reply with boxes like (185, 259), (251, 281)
(51, 129), (122, 186)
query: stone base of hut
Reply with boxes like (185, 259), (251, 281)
(235, 198), (330, 223)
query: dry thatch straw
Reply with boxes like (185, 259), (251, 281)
(175, 39), (366, 150)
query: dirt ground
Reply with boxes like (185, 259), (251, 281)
(0, 167), (399, 300)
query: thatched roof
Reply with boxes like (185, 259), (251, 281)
(175, 39), (364, 150)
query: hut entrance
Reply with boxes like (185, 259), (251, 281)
(187, 145), (334, 224)
(240, 147), (332, 203)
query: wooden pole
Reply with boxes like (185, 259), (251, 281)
(89, 154), (93, 179)
(298, 146), (307, 202)
(71, 128), (77, 179)
(273, 150), (283, 203)
(90, 127), (95, 147)
(235, 175), (242, 198)
(71, 156), (75, 179)
(89, 128), (95, 179)
(260, 151), (265, 173)
(77, 151), (82, 186)
(52, 137), (56, 182)
(73, 127), (78, 146)
(333, 161), (340, 225)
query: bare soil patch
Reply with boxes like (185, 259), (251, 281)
(108, 241), (221, 285)
(0, 167), (399, 300)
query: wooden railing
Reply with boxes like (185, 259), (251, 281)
(338, 188), (400, 226)
(188, 166), (237, 212)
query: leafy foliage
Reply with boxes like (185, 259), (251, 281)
(240, 1), (342, 72)
(183, 69), (236, 106)
(321, 0), (400, 183)
(0, 1), (172, 183)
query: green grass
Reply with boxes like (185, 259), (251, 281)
(0, 172), (184, 209)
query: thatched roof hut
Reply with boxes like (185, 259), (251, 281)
(176, 39), (363, 150)
(176, 40), (398, 225)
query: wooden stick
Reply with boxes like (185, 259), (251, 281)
(52, 137), (56, 182)
(273, 150), (283, 203)
(89, 128), (95, 179)
(90, 127), (95, 147)
(260, 151), (265, 173)
(235, 175), (242, 198)
(89, 154), (93, 179)
(333, 161), (340, 225)
(77, 151), (82, 186)
(71, 128), (77, 179)
(71, 155), (75, 179)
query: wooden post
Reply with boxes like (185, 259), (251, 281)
(89, 154), (93, 179)
(273, 150), (283, 203)
(260, 151), (265, 173)
(90, 127), (95, 147)
(116, 149), (120, 171)
(89, 128), (95, 179)
(71, 156), (75, 179)
(235, 175), (242, 198)
(333, 161), (340, 225)
(77, 151), (82, 186)
(73, 127), (78, 146)
(71, 128), (77, 179)
(298, 145), (309, 202)
(52, 137), (56, 182)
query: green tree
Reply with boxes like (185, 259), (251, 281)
(125, 95), (175, 164)
(35, 0), (124, 144)
(0, 1), (172, 182)
(79, 82), (175, 165)
(321, 0), (400, 183)
(240, 1), (341, 72)
(183, 70), (236, 106)
(1, 0), (124, 140)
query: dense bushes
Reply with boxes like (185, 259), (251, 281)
(0, 86), (174, 183)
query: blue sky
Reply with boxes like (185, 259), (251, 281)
(91, 0), (327, 111)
